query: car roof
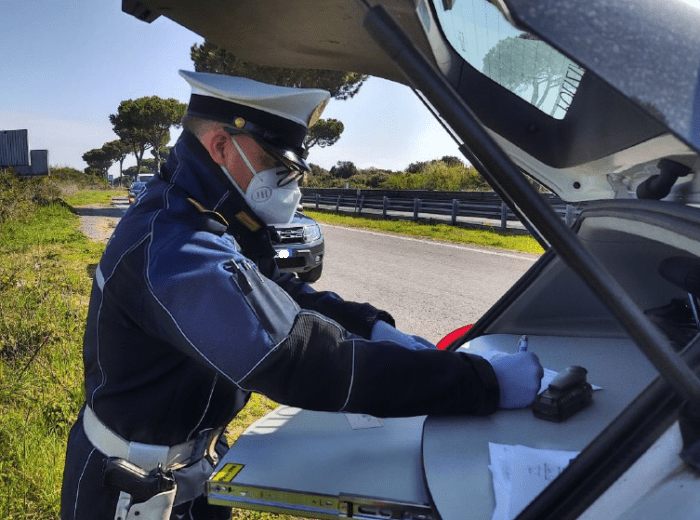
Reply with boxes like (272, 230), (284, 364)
(122, 0), (700, 202)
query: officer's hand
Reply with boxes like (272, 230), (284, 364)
(371, 320), (436, 350)
(488, 352), (543, 409)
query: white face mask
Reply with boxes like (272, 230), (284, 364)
(234, 166), (301, 224)
(222, 137), (302, 225)
(221, 165), (300, 226)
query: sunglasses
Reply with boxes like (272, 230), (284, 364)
(224, 126), (308, 187)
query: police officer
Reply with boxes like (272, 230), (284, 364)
(61, 71), (543, 520)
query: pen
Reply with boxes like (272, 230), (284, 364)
(517, 335), (529, 353)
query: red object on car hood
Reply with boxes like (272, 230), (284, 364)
(436, 324), (473, 350)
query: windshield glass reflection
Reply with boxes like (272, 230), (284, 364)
(432, 0), (585, 119)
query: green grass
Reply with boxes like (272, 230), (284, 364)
(62, 189), (125, 207)
(304, 209), (545, 255)
(0, 201), (100, 519)
(0, 204), (90, 253)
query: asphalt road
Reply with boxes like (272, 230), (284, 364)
(312, 225), (540, 344)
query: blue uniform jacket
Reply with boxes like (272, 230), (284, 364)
(61, 131), (498, 519)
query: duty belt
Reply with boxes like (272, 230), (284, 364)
(82, 405), (223, 471)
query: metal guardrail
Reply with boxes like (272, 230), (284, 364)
(300, 188), (580, 232)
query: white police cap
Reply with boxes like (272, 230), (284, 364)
(179, 70), (330, 172)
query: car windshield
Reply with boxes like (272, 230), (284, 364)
(432, 0), (585, 120)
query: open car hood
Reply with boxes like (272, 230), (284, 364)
(123, 0), (700, 203)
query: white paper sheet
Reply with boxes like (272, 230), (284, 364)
(488, 443), (580, 520)
(344, 413), (384, 429)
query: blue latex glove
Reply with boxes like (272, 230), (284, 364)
(371, 320), (436, 350)
(488, 351), (543, 409)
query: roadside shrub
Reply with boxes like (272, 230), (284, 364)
(47, 167), (111, 198)
(406, 160), (429, 174)
(303, 157), (494, 190)
(304, 164), (331, 187)
(345, 170), (390, 189)
(0, 167), (115, 226)
(330, 160), (358, 179)
(305, 164), (348, 188)
(383, 161), (489, 191)
(440, 155), (464, 167)
(0, 169), (62, 224)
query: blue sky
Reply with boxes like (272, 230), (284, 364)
(1, 1), (463, 176)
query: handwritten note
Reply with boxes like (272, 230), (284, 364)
(488, 443), (580, 520)
(345, 413), (384, 429)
